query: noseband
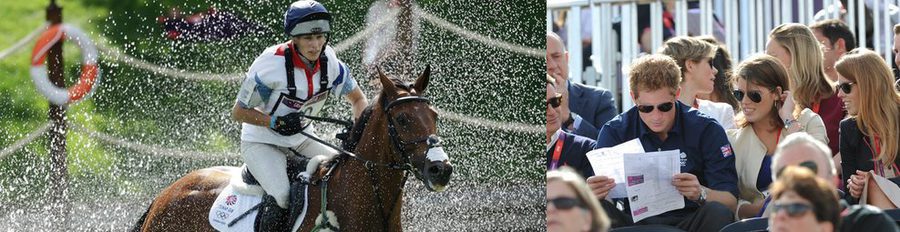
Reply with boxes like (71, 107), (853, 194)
(382, 95), (442, 182)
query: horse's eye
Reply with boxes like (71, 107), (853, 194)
(396, 114), (412, 126)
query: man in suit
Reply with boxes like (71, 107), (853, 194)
(547, 75), (595, 178)
(547, 32), (618, 140)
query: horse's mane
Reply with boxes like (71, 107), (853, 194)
(341, 78), (414, 151)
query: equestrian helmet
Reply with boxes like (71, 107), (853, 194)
(284, 0), (332, 37)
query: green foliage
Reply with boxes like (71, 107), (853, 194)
(0, 0), (543, 205)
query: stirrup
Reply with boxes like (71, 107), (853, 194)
(255, 195), (290, 232)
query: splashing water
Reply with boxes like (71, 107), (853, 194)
(0, 0), (543, 230)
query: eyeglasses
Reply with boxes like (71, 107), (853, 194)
(547, 93), (563, 108)
(770, 202), (813, 217)
(733, 90), (763, 103)
(548, 197), (586, 210)
(636, 102), (674, 113)
(838, 82), (856, 94)
(775, 161), (819, 179)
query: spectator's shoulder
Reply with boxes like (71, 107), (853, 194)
(569, 132), (597, 149)
(572, 82), (611, 95)
(840, 205), (900, 232)
(682, 104), (719, 128)
(602, 111), (631, 131)
(840, 117), (858, 130)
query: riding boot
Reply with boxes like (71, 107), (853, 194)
(256, 195), (290, 232)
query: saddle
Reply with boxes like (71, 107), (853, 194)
(241, 154), (318, 232)
(241, 154), (311, 187)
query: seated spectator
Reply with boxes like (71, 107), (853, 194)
(767, 23), (841, 157)
(546, 32), (618, 140)
(727, 54), (827, 220)
(547, 167), (610, 232)
(546, 74), (596, 178)
(657, 36), (735, 129)
(588, 54), (737, 231)
(762, 132), (899, 232)
(767, 166), (840, 232)
(809, 19), (854, 188)
(893, 24), (900, 82)
(696, 36), (739, 113)
(835, 48), (900, 209)
(157, 6), (266, 42)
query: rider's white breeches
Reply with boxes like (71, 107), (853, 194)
(241, 138), (338, 209)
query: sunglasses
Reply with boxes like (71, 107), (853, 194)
(548, 197), (586, 210)
(636, 102), (674, 113)
(733, 90), (763, 103)
(838, 82), (856, 94)
(775, 161), (819, 179)
(770, 202), (813, 217)
(547, 93), (563, 108)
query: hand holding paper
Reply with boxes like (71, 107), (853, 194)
(587, 175), (616, 199)
(672, 173), (702, 201)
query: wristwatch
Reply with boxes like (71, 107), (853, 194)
(697, 187), (708, 205)
(783, 118), (798, 129)
(562, 112), (575, 129)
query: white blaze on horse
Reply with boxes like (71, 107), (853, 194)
(132, 66), (452, 232)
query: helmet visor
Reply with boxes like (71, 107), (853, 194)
(289, 19), (330, 36)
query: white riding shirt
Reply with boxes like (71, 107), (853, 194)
(236, 43), (357, 147)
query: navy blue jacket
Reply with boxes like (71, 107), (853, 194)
(595, 101), (739, 217)
(568, 81), (617, 140)
(547, 131), (597, 178)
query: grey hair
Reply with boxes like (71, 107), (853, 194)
(771, 132), (836, 180)
(547, 31), (567, 52)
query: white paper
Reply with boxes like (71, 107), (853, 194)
(586, 138), (644, 198)
(623, 150), (684, 222)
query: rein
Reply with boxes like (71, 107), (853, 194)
(299, 94), (434, 232)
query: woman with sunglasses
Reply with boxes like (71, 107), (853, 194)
(658, 36), (736, 130)
(834, 48), (900, 209)
(547, 167), (610, 232)
(727, 54), (827, 220)
(547, 74), (596, 178)
(767, 23), (844, 168)
(768, 166), (841, 232)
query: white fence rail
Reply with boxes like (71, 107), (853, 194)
(548, 0), (900, 111)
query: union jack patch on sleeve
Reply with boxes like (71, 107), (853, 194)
(720, 145), (733, 158)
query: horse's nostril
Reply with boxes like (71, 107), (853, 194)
(428, 165), (441, 175)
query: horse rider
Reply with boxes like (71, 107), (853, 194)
(231, 1), (368, 231)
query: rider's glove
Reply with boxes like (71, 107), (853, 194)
(270, 112), (306, 136)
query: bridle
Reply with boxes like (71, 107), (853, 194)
(300, 92), (442, 232)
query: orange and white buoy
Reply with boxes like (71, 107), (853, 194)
(30, 24), (100, 106)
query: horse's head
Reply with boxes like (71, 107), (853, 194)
(375, 66), (452, 192)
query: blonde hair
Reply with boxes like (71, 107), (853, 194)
(731, 54), (791, 129)
(657, 36), (717, 79)
(834, 48), (900, 166)
(769, 23), (835, 110)
(547, 167), (610, 232)
(629, 54), (682, 98)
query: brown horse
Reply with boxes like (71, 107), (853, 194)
(133, 66), (452, 232)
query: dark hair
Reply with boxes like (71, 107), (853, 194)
(697, 36), (739, 112)
(809, 19), (856, 51)
(732, 54), (790, 129)
(770, 166), (840, 230)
